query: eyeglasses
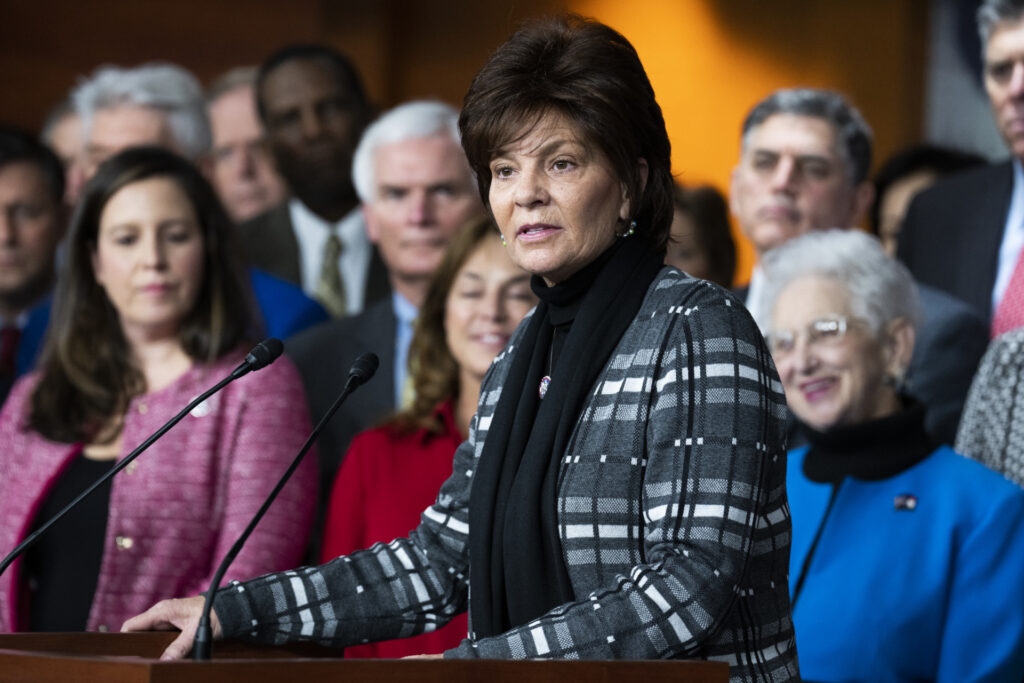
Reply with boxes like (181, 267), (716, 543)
(766, 314), (851, 357)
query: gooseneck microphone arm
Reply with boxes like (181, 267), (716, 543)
(0, 338), (285, 580)
(192, 352), (379, 661)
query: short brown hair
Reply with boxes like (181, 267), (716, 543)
(459, 14), (673, 251)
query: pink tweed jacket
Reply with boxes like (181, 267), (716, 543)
(0, 350), (317, 632)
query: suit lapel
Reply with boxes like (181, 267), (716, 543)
(957, 162), (1013, 320)
(353, 299), (398, 413)
(243, 202), (303, 285)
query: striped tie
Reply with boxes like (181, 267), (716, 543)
(316, 232), (348, 318)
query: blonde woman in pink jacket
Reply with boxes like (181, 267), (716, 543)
(0, 147), (315, 633)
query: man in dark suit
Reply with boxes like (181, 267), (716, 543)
(899, 0), (1024, 335)
(730, 88), (988, 445)
(0, 129), (66, 405)
(244, 44), (390, 317)
(286, 101), (483, 556)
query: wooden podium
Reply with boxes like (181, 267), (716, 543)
(0, 632), (728, 682)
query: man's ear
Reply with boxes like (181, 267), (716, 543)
(619, 158), (649, 221)
(361, 204), (379, 244)
(728, 164), (742, 218)
(851, 180), (875, 226)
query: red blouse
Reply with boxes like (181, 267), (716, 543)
(320, 400), (468, 658)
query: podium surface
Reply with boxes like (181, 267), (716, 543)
(0, 632), (728, 683)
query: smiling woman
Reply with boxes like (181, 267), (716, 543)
(0, 147), (316, 634)
(760, 229), (1024, 681)
(318, 216), (535, 658)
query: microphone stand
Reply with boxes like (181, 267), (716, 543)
(192, 353), (378, 661)
(1, 374), (233, 578)
(0, 339), (283, 579)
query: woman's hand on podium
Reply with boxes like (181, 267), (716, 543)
(121, 595), (222, 660)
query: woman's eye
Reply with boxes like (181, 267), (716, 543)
(552, 159), (575, 171)
(493, 165), (514, 179)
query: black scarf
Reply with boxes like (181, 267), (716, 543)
(800, 400), (935, 483)
(468, 237), (664, 638)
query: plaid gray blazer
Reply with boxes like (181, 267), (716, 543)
(956, 327), (1024, 485)
(214, 268), (799, 682)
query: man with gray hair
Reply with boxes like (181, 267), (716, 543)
(69, 62), (327, 340)
(286, 100), (482, 556)
(900, 0), (1024, 337)
(731, 87), (988, 445)
(73, 63), (211, 196)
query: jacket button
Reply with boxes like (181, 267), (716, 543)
(138, 402), (148, 414)
(115, 536), (134, 550)
(125, 461), (138, 475)
(97, 624), (109, 632)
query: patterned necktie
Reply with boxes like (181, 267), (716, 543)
(992, 246), (1024, 338)
(316, 232), (348, 318)
(0, 325), (20, 377)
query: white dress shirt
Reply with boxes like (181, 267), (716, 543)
(289, 200), (371, 315)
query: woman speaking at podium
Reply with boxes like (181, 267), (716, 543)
(127, 16), (798, 681)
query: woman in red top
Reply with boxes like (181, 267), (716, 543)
(320, 215), (536, 657)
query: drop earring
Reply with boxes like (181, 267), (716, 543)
(500, 233), (507, 247)
(617, 220), (636, 238)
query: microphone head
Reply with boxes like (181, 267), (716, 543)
(349, 352), (379, 385)
(245, 338), (284, 372)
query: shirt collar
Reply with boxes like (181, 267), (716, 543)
(392, 291), (418, 325)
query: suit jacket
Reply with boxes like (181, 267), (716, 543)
(248, 268), (327, 340)
(285, 298), (398, 558)
(898, 161), (1013, 323)
(0, 352), (316, 632)
(242, 201), (391, 310)
(214, 270), (798, 681)
(956, 327), (1024, 485)
(912, 284), (988, 444)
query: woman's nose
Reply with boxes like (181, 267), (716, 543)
(142, 234), (167, 269)
(513, 167), (548, 207)
(791, 336), (818, 374)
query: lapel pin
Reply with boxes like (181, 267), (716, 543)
(894, 494), (917, 511)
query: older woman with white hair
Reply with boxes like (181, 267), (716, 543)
(761, 229), (1024, 682)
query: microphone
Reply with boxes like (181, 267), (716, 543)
(192, 352), (379, 661)
(231, 338), (284, 379)
(0, 339), (285, 580)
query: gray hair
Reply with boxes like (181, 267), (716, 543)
(979, 0), (1024, 46)
(740, 88), (873, 185)
(40, 97), (76, 148)
(352, 100), (462, 203)
(72, 63), (211, 160)
(759, 229), (921, 337)
(205, 66), (257, 106)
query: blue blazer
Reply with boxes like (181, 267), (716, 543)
(788, 445), (1024, 682)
